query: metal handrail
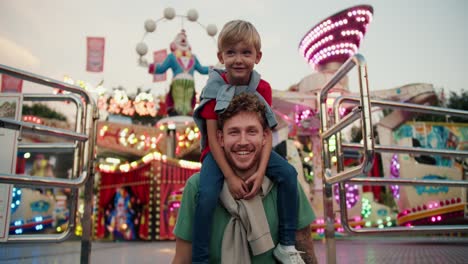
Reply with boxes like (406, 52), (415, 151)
(24, 93), (84, 104)
(1, 100), (84, 244)
(0, 64), (98, 263)
(19, 142), (78, 151)
(347, 177), (468, 187)
(0, 64), (96, 109)
(320, 54), (375, 185)
(319, 54), (375, 264)
(0, 117), (88, 141)
(331, 94), (468, 236)
(318, 54), (468, 263)
(338, 181), (468, 235)
(321, 106), (361, 140)
(335, 95), (468, 120)
(0, 171), (89, 188)
(342, 142), (468, 158)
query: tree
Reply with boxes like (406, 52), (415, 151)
(413, 89), (467, 123)
(445, 89), (468, 123)
(22, 104), (67, 121)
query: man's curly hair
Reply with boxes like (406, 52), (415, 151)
(217, 93), (268, 130)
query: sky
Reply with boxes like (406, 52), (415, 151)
(1, 0), (467, 102)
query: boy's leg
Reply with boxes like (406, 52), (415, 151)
(192, 152), (224, 263)
(266, 151), (298, 246)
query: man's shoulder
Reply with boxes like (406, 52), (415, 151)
(185, 172), (200, 188)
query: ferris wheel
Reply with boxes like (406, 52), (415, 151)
(135, 7), (218, 66)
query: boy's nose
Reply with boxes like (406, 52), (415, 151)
(233, 54), (242, 62)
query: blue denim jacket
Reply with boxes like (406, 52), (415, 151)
(193, 69), (278, 151)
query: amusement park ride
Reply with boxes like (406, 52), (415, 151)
(2, 5), (467, 248)
(274, 4), (467, 236)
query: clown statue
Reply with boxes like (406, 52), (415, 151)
(148, 30), (210, 116)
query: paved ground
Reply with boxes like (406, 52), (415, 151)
(1, 236), (467, 263)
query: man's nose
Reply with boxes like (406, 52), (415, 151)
(238, 132), (248, 145)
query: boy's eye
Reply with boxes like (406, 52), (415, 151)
(243, 51), (252, 55)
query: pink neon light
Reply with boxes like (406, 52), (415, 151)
(299, 5), (373, 68)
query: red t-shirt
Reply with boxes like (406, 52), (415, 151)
(200, 72), (272, 160)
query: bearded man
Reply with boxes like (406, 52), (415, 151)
(172, 93), (318, 263)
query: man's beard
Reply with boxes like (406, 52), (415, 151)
(225, 146), (260, 177)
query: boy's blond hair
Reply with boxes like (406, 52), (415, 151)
(217, 20), (261, 53)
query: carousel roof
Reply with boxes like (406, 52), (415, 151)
(299, 5), (374, 68)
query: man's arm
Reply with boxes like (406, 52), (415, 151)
(295, 225), (318, 264)
(172, 238), (192, 264)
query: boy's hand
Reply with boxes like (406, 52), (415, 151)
(226, 176), (248, 200)
(244, 172), (264, 200)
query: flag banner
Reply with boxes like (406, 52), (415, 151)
(86, 37), (105, 72)
(153, 49), (167, 82)
(1, 75), (23, 93)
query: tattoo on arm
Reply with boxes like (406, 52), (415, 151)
(295, 225), (318, 264)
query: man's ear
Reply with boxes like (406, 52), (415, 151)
(217, 129), (224, 147)
(262, 129), (267, 146)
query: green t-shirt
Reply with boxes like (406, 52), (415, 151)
(174, 173), (315, 263)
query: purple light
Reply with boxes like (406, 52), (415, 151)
(299, 5), (374, 68)
(390, 154), (400, 199)
(334, 183), (359, 208)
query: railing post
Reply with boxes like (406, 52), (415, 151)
(80, 167), (95, 264)
(319, 54), (367, 264)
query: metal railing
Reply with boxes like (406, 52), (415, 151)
(0, 64), (99, 264)
(334, 96), (468, 235)
(319, 54), (374, 264)
(318, 55), (468, 264)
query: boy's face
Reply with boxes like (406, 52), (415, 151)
(217, 111), (266, 177)
(217, 41), (262, 85)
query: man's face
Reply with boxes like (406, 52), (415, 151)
(217, 41), (262, 85)
(218, 111), (266, 176)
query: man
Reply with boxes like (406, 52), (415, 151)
(172, 93), (318, 263)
